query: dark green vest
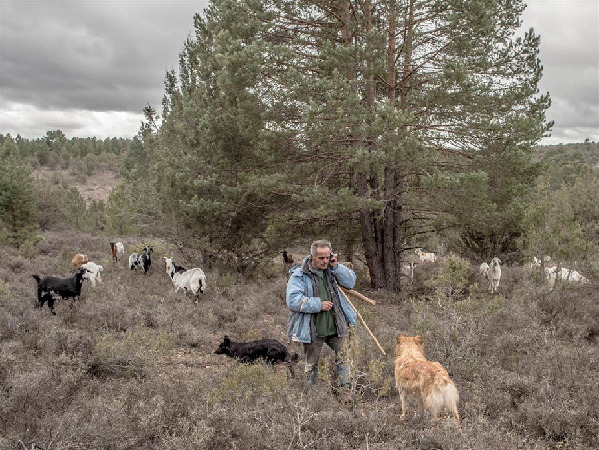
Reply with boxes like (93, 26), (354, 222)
(311, 267), (337, 337)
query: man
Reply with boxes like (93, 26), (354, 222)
(286, 240), (357, 388)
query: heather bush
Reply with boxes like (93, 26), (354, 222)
(209, 364), (288, 405)
(1, 230), (598, 449)
(424, 252), (471, 302)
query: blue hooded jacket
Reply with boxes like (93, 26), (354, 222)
(286, 256), (357, 344)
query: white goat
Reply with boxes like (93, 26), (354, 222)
(545, 266), (589, 288)
(415, 248), (437, 263)
(479, 262), (490, 279)
(530, 255), (551, 269)
(81, 262), (104, 287)
(488, 257), (502, 293)
(129, 253), (142, 271)
(163, 257), (206, 304)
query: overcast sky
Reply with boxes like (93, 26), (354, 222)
(1, 1), (597, 145)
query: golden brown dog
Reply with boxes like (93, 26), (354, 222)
(394, 334), (460, 425)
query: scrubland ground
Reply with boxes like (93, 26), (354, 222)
(1, 231), (598, 449)
(34, 167), (119, 206)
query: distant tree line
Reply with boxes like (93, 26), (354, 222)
(533, 140), (599, 189)
(0, 132), (131, 246)
(0, 130), (131, 176)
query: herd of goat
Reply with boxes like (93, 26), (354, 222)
(32, 242), (207, 314)
(30, 243), (590, 315)
(404, 249), (589, 294)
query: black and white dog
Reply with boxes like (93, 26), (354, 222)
(214, 336), (298, 375)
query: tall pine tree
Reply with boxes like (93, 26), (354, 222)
(131, 0), (550, 290)
(0, 137), (38, 246)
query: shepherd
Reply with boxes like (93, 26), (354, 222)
(286, 240), (357, 390)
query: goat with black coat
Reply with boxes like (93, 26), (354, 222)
(32, 267), (88, 315)
(214, 336), (298, 376)
(129, 246), (153, 273)
(282, 250), (294, 265)
(141, 246), (153, 273)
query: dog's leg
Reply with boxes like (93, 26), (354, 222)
(47, 295), (56, 315)
(399, 390), (408, 419)
(451, 407), (460, 426)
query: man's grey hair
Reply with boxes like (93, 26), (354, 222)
(311, 240), (332, 257)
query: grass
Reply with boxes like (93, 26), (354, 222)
(0, 230), (598, 449)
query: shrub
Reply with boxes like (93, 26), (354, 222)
(424, 253), (471, 302)
(209, 364), (288, 405)
(0, 153), (38, 246)
(89, 326), (175, 379)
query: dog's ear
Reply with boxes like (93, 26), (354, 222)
(396, 333), (405, 343)
(415, 335), (424, 345)
(223, 336), (230, 345)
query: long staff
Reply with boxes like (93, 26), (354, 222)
(338, 287), (386, 356)
(345, 289), (376, 306)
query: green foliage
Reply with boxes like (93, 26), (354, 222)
(533, 141), (599, 188)
(89, 327), (175, 379)
(0, 131), (130, 170)
(85, 199), (106, 232)
(0, 139), (38, 246)
(35, 176), (108, 233)
(62, 187), (87, 229)
(115, 0), (550, 292)
(424, 253), (471, 301)
(521, 178), (595, 267)
(105, 182), (137, 235)
(93, 326), (175, 361)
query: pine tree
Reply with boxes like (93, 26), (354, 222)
(258, 0), (551, 290)
(133, 0), (551, 291)
(140, 0), (286, 256)
(0, 138), (38, 246)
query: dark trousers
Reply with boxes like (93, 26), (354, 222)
(303, 335), (349, 387)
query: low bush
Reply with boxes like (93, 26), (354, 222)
(1, 230), (598, 449)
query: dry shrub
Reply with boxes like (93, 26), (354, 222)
(87, 355), (145, 379)
(88, 326), (175, 379)
(2, 229), (599, 449)
(37, 327), (95, 357)
(209, 364), (288, 405)
(333, 328), (395, 401)
(424, 253), (471, 301)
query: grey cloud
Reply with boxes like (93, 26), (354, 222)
(1, 1), (206, 113)
(1, 0), (597, 143)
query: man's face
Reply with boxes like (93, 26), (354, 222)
(311, 246), (331, 270)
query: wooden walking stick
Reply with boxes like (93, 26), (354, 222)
(344, 289), (376, 306)
(338, 287), (386, 356)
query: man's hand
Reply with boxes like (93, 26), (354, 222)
(329, 253), (338, 269)
(321, 301), (333, 311)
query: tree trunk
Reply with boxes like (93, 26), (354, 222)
(358, 0), (386, 288)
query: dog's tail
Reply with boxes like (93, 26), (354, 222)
(426, 377), (460, 426)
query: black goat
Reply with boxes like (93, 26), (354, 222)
(214, 336), (298, 376)
(32, 267), (88, 315)
(141, 246), (153, 273)
(282, 250), (294, 265)
(129, 246), (153, 274)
